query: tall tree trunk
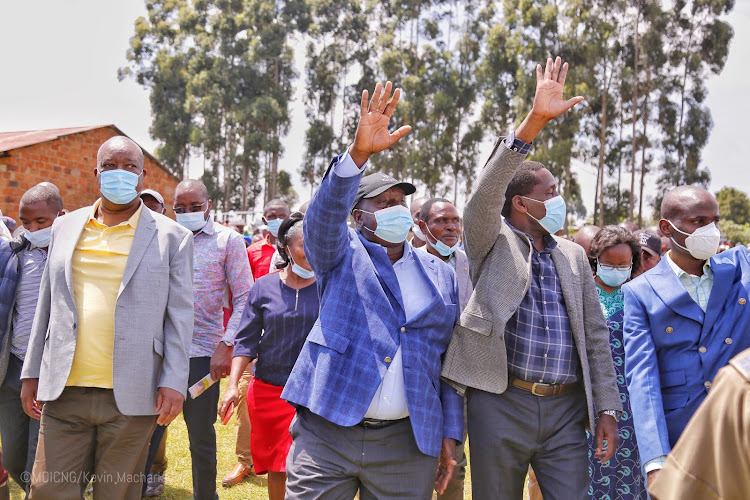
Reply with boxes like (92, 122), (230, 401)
(629, 0), (641, 221)
(638, 66), (651, 227)
(597, 91), (609, 227)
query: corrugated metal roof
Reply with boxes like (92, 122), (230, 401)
(0, 125), (179, 181)
(0, 125), (109, 153)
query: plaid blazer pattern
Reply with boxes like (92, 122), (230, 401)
(441, 139), (622, 428)
(282, 155), (464, 457)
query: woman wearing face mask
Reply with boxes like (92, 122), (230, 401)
(218, 212), (318, 500)
(586, 226), (646, 500)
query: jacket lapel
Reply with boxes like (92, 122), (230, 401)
(61, 209), (91, 301)
(702, 255), (735, 329)
(645, 258), (705, 324)
(118, 208), (157, 296)
(358, 233), (405, 317)
(550, 246), (580, 326)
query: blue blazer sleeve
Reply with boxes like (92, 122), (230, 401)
(622, 283), (672, 463)
(441, 268), (464, 442)
(304, 155), (364, 275)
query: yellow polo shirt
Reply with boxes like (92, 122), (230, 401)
(66, 200), (142, 389)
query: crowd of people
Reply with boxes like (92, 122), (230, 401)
(0, 56), (748, 500)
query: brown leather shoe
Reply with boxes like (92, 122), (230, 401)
(222, 463), (254, 487)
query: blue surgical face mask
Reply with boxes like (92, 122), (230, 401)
(25, 226), (53, 248)
(412, 224), (426, 242)
(288, 253), (315, 279)
(522, 195), (567, 234)
(176, 211), (209, 232)
(425, 225), (460, 257)
(266, 218), (282, 237)
(357, 205), (413, 244)
(596, 260), (632, 288)
(99, 169), (141, 205)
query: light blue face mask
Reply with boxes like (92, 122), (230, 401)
(596, 261), (632, 288)
(522, 195), (567, 234)
(265, 218), (283, 237)
(288, 252), (314, 279)
(99, 169), (140, 205)
(25, 226), (53, 248)
(357, 205), (414, 244)
(425, 225), (460, 257)
(176, 211), (208, 232)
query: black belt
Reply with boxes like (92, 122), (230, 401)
(357, 416), (408, 429)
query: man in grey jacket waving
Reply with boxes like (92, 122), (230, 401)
(442, 57), (622, 499)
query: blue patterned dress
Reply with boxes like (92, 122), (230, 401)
(587, 286), (646, 499)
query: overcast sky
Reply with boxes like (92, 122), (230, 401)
(1, 0), (747, 220)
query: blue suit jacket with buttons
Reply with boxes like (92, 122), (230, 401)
(622, 246), (750, 463)
(281, 156), (464, 457)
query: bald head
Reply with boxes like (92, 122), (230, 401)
(175, 179), (209, 200)
(97, 136), (144, 170)
(619, 220), (638, 233)
(661, 185), (718, 221)
(410, 196), (430, 221)
(574, 225), (600, 257)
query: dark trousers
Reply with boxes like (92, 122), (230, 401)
(0, 355), (40, 495)
(285, 408), (437, 500)
(183, 357), (219, 500)
(29, 387), (156, 500)
(467, 385), (589, 500)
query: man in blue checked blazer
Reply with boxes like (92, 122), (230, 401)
(281, 82), (464, 500)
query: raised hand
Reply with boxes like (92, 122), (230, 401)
(348, 81), (412, 167)
(515, 56), (584, 144)
(531, 56), (584, 121)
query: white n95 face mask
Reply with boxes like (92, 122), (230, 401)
(668, 220), (721, 261)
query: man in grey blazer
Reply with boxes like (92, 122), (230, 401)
(442, 57), (622, 499)
(20, 136), (194, 500)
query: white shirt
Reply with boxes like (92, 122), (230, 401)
(335, 153), (434, 420)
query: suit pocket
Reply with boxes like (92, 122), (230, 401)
(459, 311), (493, 336)
(307, 328), (350, 354)
(662, 393), (689, 410)
(660, 370), (686, 388)
(154, 337), (164, 357)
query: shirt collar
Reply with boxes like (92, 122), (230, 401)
(504, 219), (557, 252)
(90, 198), (143, 229)
(394, 240), (415, 267)
(665, 251), (712, 279)
(196, 218), (215, 236)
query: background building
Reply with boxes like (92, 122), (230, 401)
(0, 125), (179, 221)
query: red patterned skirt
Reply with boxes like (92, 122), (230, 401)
(247, 376), (295, 474)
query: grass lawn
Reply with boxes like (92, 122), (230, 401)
(6, 378), (505, 499)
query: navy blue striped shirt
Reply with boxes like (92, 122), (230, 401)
(504, 221), (580, 384)
(233, 272), (320, 387)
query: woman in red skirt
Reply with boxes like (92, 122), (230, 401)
(220, 213), (319, 500)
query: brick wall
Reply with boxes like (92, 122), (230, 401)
(0, 126), (179, 222)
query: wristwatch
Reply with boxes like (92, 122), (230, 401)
(599, 409), (620, 422)
(221, 340), (234, 348)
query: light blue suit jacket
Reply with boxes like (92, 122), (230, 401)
(623, 247), (750, 463)
(282, 155), (464, 457)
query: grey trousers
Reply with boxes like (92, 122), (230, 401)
(285, 408), (437, 500)
(467, 385), (589, 500)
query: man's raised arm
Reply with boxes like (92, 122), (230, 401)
(304, 81), (411, 275)
(463, 57), (583, 269)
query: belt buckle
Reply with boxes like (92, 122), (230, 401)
(531, 382), (550, 396)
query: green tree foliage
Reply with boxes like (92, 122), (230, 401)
(121, 0), (309, 212)
(716, 187), (750, 225)
(719, 220), (750, 245)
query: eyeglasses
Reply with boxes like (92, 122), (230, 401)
(597, 260), (632, 272)
(173, 202), (206, 214)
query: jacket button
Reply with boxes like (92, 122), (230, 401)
(725, 338), (733, 344)
(72, 323), (77, 329)
(666, 327), (673, 333)
(699, 346), (707, 353)
(384, 357), (392, 363)
(704, 381), (712, 389)
(400, 327), (406, 333)
(740, 298), (747, 305)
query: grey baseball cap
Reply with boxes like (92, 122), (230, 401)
(352, 172), (416, 211)
(140, 189), (165, 206)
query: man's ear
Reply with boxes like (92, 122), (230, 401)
(512, 195), (528, 214)
(418, 220), (428, 233)
(659, 219), (673, 238)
